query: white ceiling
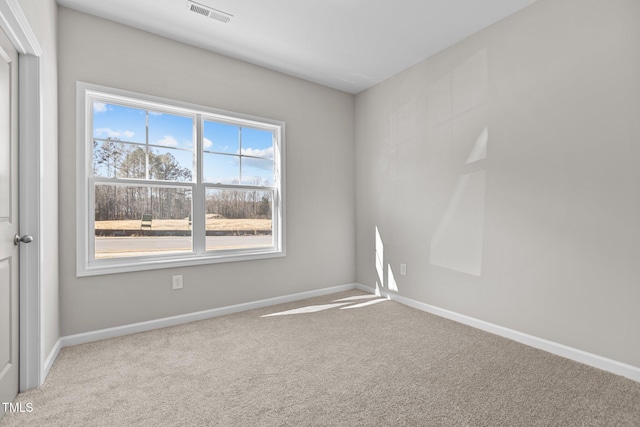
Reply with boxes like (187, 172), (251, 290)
(56, 0), (537, 94)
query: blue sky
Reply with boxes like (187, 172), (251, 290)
(93, 101), (274, 185)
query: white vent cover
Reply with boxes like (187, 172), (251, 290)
(186, 1), (232, 23)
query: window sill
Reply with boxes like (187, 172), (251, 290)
(77, 248), (285, 277)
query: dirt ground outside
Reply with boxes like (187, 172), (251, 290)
(95, 217), (271, 231)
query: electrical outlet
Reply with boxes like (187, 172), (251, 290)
(172, 275), (183, 290)
(400, 264), (407, 276)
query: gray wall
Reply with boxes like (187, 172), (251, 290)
(58, 8), (355, 335)
(58, 0), (640, 371)
(356, 0), (640, 368)
(17, 0), (60, 366)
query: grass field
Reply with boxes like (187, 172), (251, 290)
(95, 217), (271, 231)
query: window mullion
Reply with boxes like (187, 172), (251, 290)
(238, 127), (243, 185)
(192, 114), (205, 255)
(92, 177), (194, 188)
(145, 110), (150, 180)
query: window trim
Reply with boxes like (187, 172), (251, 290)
(76, 82), (286, 277)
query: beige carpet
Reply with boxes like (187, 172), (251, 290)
(2, 290), (640, 426)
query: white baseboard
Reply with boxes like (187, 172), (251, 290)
(61, 283), (359, 348)
(50, 282), (640, 385)
(355, 283), (640, 382)
(42, 338), (61, 381)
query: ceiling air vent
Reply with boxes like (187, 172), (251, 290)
(186, 1), (233, 23)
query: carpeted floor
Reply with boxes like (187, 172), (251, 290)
(2, 290), (640, 426)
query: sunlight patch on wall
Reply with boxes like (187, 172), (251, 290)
(452, 48), (488, 116)
(429, 170), (486, 276)
(465, 126), (488, 164)
(388, 264), (399, 292)
(375, 226), (385, 287)
(426, 47), (489, 277)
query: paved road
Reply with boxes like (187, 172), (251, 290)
(95, 235), (272, 255)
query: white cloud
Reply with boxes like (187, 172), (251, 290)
(241, 147), (274, 172)
(93, 102), (107, 113)
(95, 127), (135, 139)
(203, 137), (213, 149)
(157, 135), (178, 147)
(241, 147), (274, 158)
(149, 111), (163, 116)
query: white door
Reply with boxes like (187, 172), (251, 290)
(0, 25), (20, 414)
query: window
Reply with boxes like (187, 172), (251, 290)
(76, 82), (285, 276)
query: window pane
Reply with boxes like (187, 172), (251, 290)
(148, 111), (194, 150)
(241, 157), (274, 186)
(93, 142), (194, 182)
(203, 153), (239, 184)
(149, 147), (193, 182)
(93, 140), (151, 179)
(241, 127), (273, 159)
(93, 102), (146, 143)
(205, 189), (273, 251)
(203, 121), (239, 154)
(115, 144), (147, 179)
(93, 139), (130, 178)
(94, 184), (192, 259)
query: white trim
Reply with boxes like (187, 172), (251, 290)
(61, 283), (358, 347)
(0, 0), (42, 56)
(79, 250), (287, 277)
(42, 282), (640, 385)
(42, 338), (61, 380)
(0, 1), (44, 392)
(355, 284), (640, 383)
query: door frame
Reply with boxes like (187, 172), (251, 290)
(0, 0), (43, 391)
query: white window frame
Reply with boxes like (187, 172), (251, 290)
(76, 82), (285, 276)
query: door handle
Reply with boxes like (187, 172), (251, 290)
(14, 234), (34, 245)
